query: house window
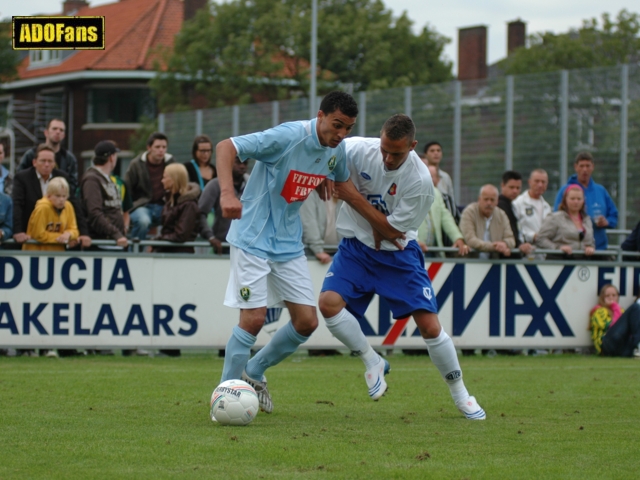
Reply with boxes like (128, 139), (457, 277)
(87, 88), (156, 123)
(30, 50), (62, 65)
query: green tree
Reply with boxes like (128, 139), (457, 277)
(502, 10), (640, 75)
(152, 0), (452, 111)
(0, 20), (19, 82)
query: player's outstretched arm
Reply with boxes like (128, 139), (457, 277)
(216, 139), (243, 219)
(334, 179), (405, 250)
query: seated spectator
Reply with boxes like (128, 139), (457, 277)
(300, 189), (342, 264)
(554, 152), (617, 250)
(198, 156), (248, 254)
(621, 220), (640, 252)
(185, 135), (217, 190)
(12, 144), (90, 248)
(536, 185), (595, 259)
(459, 184), (515, 259)
(590, 284), (640, 357)
(80, 141), (128, 248)
(17, 119), (78, 194)
(23, 177), (79, 251)
(512, 169), (551, 245)
(0, 142), (13, 195)
(417, 165), (469, 258)
(125, 132), (174, 240)
(498, 170), (533, 257)
(0, 192), (12, 243)
(154, 163), (200, 253)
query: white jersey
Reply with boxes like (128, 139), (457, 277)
(337, 137), (435, 251)
(512, 190), (552, 243)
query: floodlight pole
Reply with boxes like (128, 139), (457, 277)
(309, 0), (318, 118)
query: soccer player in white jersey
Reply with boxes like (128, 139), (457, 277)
(215, 91), (358, 414)
(318, 114), (486, 420)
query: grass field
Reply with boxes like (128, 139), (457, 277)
(1, 352), (638, 479)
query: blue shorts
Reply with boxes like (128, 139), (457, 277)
(321, 238), (438, 319)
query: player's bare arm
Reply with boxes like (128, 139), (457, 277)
(316, 178), (335, 201)
(334, 178), (406, 250)
(216, 139), (243, 219)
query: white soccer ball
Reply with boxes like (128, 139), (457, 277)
(210, 379), (259, 426)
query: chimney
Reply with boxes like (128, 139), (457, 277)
(458, 26), (487, 81)
(63, 0), (89, 15)
(184, 0), (208, 21)
(507, 20), (526, 55)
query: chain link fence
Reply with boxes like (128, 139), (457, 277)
(160, 64), (640, 228)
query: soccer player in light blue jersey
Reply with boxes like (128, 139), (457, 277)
(214, 91), (358, 414)
(319, 114), (486, 420)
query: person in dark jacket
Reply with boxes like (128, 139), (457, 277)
(185, 135), (216, 191)
(497, 170), (534, 257)
(80, 141), (128, 248)
(12, 144), (90, 248)
(154, 163), (200, 253)
(17, 119), (78, 194)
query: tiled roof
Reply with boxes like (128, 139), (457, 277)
(17, 0), (184, 79)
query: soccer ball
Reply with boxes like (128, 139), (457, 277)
(210, 379), (259, 426)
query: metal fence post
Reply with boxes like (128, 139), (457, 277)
(271, 101), (279, 127)
(619, 64), (629, 230)
(404, 86), (412, 118)
(232, 105), (239, 137)
(559, 70), (569, 185)
(453, 81), (462, 201)
(158, 113), (165, 133)
(195, 109), (203, 136)
(505, 75), (514, 170)
(358, 91), (366, 136)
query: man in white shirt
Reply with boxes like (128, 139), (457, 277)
(512, 169), (552, 245)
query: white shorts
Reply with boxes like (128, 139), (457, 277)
(224, 246), (316, 309)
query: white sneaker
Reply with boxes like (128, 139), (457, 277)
(633, 348), (640, 358)
(456, 396), (486, 420)
(365, 356), (389, 401)
(242, 371), (273, 413)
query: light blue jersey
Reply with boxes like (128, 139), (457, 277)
(228, 118), (350, 261)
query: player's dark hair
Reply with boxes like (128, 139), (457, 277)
(574, 151), (594, 164)
(146, 132), (168, 147)
(381, 114), (415, 143)
(192, 134), (213, 159)
(423, 141), (441, 154)
(501, 170), (522, 184)
(319, 91), (358, 118)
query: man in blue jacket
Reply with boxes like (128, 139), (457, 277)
(554, 152), (618, 250)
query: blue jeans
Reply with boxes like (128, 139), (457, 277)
(129, 203), (163, 240)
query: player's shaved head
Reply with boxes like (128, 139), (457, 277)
(381, 114), (415, 144)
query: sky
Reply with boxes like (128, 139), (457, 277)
(2, 0), (634, 73)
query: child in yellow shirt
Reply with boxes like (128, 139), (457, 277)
(23, 177), (79, 251)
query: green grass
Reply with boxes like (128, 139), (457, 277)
(1, 352), (638, 479)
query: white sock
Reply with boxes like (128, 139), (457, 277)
(325, 309), (379, 369)
(424, 329), (469, 403)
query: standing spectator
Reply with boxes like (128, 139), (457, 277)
(590, 285), (640, 358)
(300, 190), (342, 264)
(125, 132), (174, 240)
(0, 142), (13, 195)
(154, 163), (200, 253)
(512, 169), (552, 245)
(554, 152), (617, 250)
(23, 177), (79, 251)
(12, 144), (90, 248)
(198, 156), (248, 254)
(0, 191), (12, 244)
(621, 220), (640, 252)
(497, 170), (534, 257)
(460, 185), (515, 259)
(185, 135), (217, 191)
(80, 141), (128, 248)
(423, 141), (454, 199)
(17, 119), (78, 193)
(417, 165), (468, 258)
(537, 185), (595, 258)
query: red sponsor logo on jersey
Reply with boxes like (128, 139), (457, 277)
(388, 183), (397, 196)
(280, 170), (326, 203)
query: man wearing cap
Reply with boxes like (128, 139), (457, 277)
(80, 141), (128, 248)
